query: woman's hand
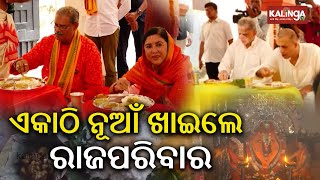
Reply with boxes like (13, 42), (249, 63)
(112, 78), (130, 93)
(13, 59), (29, 74)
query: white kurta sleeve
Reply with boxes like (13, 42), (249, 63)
(224, 22), (233, 41)
(218, 44), (235, 75)
(200, 23), (205, 42)
(258, 49), (280, 73)
(248, 43), (273, 77)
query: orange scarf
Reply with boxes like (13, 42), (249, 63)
(84, 0), (97, 15)
(0, 10), (18, 63)
(47, 31), (82, 96)
(124, 31), (192, 109)
(0, 10), (18, 78)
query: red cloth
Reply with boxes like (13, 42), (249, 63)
(144, 0), (179, 38)
(0, 85), (67, 120)
(123, 31), (192, 111)
(299, 5), (320, 46)
(299, 22), (320, 47)
(12, 35), (104, 102)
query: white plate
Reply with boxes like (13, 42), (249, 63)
(252, 82), (291, 89)
(92, 94), (155, 111)
(121, 94), (155, 107)
(204, 79), (233, 84)
(0, 77), (45, 91)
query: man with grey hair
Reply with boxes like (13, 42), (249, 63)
(246, 0), (269, 40)
(11, 6), (104, 101)
(218, 17), (272, 80)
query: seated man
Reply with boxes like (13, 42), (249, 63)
(11, 6), (104, 101)
(257, 28), (320, 132)
(256, 28), (320, 98)
(218, 17), (272, 80)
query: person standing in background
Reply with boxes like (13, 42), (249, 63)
(176, 1), (193, 51)
(144, 0), (179, 39)
(198, 2), (233, 80)
(246, 0), (269, 41)
(117, 0), (147, 78)
(84, 0), (125, 86)
(298, 0), (320, 46)
(0, 0), (18, 78)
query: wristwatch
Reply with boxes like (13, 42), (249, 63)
(136, 8), (143, 16)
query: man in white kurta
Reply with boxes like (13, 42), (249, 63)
(198, 2), (233, 80)
(257, 29), (320, 131)
(256, 29), (320, 96)
(218, 17), (272, 80)
(84, 0), (130, 86)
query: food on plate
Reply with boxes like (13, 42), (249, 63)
(93, 94), (154, 111)
(204, 79), (216, 84)
(204, 79), (233, 84)
(0, 77), (44, 90)
(122, 95), (154, 107)
(103, 102), (119, 109)
(252, 81), (291, 89)
(93, 97), (109, 105)
(94, 93), (109, 99)
(15, 82), (29, 89)
(0, 80), (14, 89)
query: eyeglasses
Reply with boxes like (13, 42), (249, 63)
(51, 21), (71, 30)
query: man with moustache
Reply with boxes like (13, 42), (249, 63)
(218, 17), (272, 80)
(11, 6), (104, 101)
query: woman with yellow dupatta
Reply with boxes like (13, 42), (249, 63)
(110, 27), (193, 111)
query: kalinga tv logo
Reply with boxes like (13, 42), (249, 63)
(267, 6), (309, 24)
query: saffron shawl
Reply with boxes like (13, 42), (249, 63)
(84, 0), (97, 15)
(47, 30), (82, 96)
